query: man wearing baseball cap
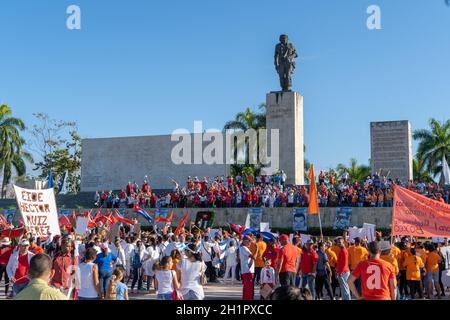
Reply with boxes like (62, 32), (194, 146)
(240, 235), (256, 300)
(6, 238), (34, 296)
(0, 237), (13, 297)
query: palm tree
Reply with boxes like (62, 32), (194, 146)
(413, 118), (450, 178)
(412, 157), (433, 183)
(336, 158), (371, 183)
(0, 104), (33, 198)
(224, 106), (266, 176)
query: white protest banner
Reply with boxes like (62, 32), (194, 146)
(75, 217), (89, 235)
(14, 185), (61, 237)
(363, 223), (376, 242)
(300, 234), (311, 244)
(348, 227), (366, 241)
(260, 222), (270, 233)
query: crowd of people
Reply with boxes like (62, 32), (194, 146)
(94, 172), (450, 209)
(0, 219), (448, 301)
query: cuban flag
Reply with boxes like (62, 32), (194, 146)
(47, 171), (54, 189)
(133, 204), (154, 224)
(218, 240), (228, 260)
(57, 170), (68, 195)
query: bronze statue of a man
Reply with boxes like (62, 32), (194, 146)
(274, 34), (298, 92)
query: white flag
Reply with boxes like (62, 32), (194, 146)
(244, 213), (250, 229)
(443, 155), (450, 185)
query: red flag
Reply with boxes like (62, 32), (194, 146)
(156, 211), (174, 223)
(105, 210), (117, 225)
(174, 212), (189, 236)
(0, 227), (25, 239)
(59, 215), (72, 229)
(229, 223), (246, 235)
(115, 210), (136, 225)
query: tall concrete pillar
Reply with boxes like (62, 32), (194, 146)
(265, 91), (305, 185)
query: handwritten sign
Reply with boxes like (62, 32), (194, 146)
(14, 185), (61, 237)
(392, 186), (450, 238)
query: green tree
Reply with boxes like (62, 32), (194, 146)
(0, 105), (33, 198)
(30, 114), (81, 193)
(412, 157), (433, 183)
(413, 118), (450, 178)
(336, 158), (371, 183)
(224, 105), (266, 176)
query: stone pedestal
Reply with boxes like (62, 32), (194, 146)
(370, 120), (413, 181)
(265, 91), (304, 185)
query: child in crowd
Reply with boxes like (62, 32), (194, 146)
(154, 256), (180, 300)
(106, 268), (129, 300)
(260, 258), (276, 300)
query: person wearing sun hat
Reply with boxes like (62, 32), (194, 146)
(6, 238), (35, 296)
(0, 237), (14, 297)
(240, 235), (256, 300)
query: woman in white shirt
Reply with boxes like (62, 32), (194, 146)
(155, 256), (180, 300)
(77, 248), (102, 300)
(142, 238), (160, 292)
(223, 240), (238, 285)
(176, 243), (207, 300)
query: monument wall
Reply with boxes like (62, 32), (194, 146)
(81, 134), (229, 192)
(370, 121), (413, 181)
(2, 206), (394, 229)
(266, 91), (305, 185)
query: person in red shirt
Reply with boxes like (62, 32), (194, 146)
(51, 238), (74, 294)
(348, 241), (397, 300)
(276, 235), (299, 286)
(6, 239), (34, 296)
(0, 237), (13, 296)
(299, 240), (319, 299)
(29, 238), (44, 255)
(336, 237), (351, 300)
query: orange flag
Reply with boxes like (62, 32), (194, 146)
(174, 211), (190, 236)
(307, 164), (319, 215)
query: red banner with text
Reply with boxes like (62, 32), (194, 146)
(392, 186), (450, 238)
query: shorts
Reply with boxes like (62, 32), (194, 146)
(426, 272), (439, 283)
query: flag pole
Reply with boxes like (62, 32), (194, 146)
(318, 211), (323, 241)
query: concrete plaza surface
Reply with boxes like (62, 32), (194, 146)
(2, 281), (450, 301)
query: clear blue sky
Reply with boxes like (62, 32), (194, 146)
(1, 0), (449, 174)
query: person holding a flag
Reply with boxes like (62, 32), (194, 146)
(6, 238), (34, 296)
(0, 237), (13, 297)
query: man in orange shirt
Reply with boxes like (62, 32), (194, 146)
(425, 243), (442, 299)
(348, 241), (396, 300)
(277, 235), (298, 286)
(325, 241), (339, 296)
(254, 234), (267, 286)
(379, 241), (399, 276)
(348, 237), (369, 295)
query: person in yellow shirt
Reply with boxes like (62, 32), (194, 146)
(425, 243), (442, 299)
(254, 234), (267, 285)
(398, 240), (412, 299)
(330, 239), (341, 258)
(348, 238), (369, 270)
(403, 248), (424, 299)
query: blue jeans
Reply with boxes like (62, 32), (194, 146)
(301, 274), (316, 299)
(12, 282), (29, 296)
(158, 293), (173, 300)
(98, 269), (113, 296)
(183, 290), (203, 300)
(338, 272), (351, 300)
